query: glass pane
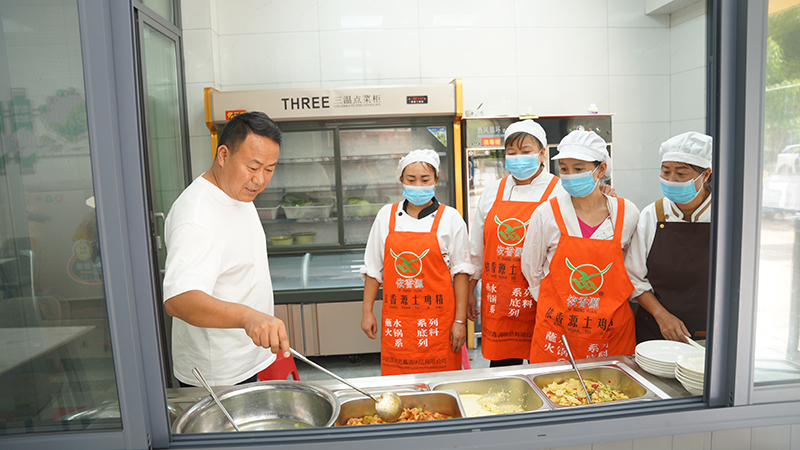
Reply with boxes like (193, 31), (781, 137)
(755, 1), (800, 384)
(142, 23), (186, 267)
(143, 0), (175, 25)
(258, 130), (337, 248)
(340, 126), (449, 245)
(0, 0), (121, 435)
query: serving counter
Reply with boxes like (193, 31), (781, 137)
(166, 355), (694, 430)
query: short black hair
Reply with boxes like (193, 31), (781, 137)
(217, 111), (282, 157)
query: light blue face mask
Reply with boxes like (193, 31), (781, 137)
(402, 184), (436, 206)
(560, 167), (599, 198)
(660, 173), (703, 204)
(505, 154), (539, 180)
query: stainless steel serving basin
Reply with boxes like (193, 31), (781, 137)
(428, 375), (549, 416)
(531, 365), (657, 408)
(333, 383), (427, 400)
(172, 381), (339, 433)
(334, 390), (464, 426)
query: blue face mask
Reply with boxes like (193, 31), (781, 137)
(505, 154), (539, 180)
(402, 184), (435, 206)
(660, 173), (703, 204)
(560, 167), (599, 198)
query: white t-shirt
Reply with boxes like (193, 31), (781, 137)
(626, 195), (712, 298)
(520, 193), (641, 299)
(360, 201), (474, 283)
(163, 176), (276, 386)
(468, 173), (565, 280)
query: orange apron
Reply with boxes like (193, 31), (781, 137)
(481, 175), (559, 360)
(381, 203), (460, 375)
(529, 197), (636, 363)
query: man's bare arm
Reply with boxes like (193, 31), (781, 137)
(165, 290), (290, 357)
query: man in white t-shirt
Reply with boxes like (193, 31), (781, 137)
(163, 111), (290, 387)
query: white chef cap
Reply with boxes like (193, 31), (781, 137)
(504, 119), (547, 149)
(398, 149), (440, 176)
(659, 132), (713, 169)
(553, 130), (609, 163)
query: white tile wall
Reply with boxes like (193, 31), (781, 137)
(670, 67), (706, 122)
(608, 0), (670, 28)
(517, 28), (609, 77)
(318, 1), (419, 30)
(632, 435), (673, 450)
(609, 75), (671, 123)
(418, 0), (516, 28)
(216, 0), (318, 34)
(218, 32), (321, 87)
(711, 428), (752, 450)
(181, 0), (212, 30)
(181, 1), (710, 199)
(608, 28), (670, 75)
(673, 431), (712, 450)
(515, 0), (608, 28)
(319, 30), (420, 82)
(613, 168), (661, 209)
(594, 440), (633, 450)
(517, 75), (610, 116)
(751, 425), (792, 450)
(419, 28), (517, 78)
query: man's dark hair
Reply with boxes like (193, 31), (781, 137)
(217, 111), (282, 157)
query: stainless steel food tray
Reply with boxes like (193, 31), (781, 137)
(529, 363), (660, 409)
(334, 389), (465, 426)
(428, 375), (550, 416)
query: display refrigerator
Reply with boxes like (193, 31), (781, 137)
(204, 80), (467, 356)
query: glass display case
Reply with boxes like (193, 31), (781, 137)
(256, 123), (452, 250)
(204, 82), (464, 354)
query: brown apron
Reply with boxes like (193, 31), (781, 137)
(635, 199), (710, 343)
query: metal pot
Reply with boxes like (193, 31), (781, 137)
(172, 381), (339, 433)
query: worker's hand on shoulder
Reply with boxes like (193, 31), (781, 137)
(361, 311), (378, 339)
(243, 312), (290, 358)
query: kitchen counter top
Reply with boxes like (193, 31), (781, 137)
(166, 355), (694, 420)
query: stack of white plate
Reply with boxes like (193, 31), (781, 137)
(634, 340), (695, 379)
(675, 350), (705, 395)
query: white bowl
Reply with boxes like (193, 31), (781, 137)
(675, 370), (703, 388)
(675, 366), (704, 383)
(635, 353), (675, 369)
(675, 350), (706, 377)
(635, 340), (695, 364)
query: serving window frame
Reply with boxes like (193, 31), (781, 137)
(4, 1), (799, 449)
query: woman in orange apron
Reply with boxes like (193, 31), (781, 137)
(468, 120), (564, 367)
(521, 130), (640, 363)
(626, 132), (713, 343)
(360, 149), (472, 375)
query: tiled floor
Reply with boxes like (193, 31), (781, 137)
(296, 345), (491, 381)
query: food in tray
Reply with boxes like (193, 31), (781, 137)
(459, 391), (524, 417)
(346, 197), (371, 205)
(344, 406), (452, 425)
(286, 199), (326, 207)
(542, 378), (629, 406)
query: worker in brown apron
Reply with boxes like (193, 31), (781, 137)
(626, 132), (713, 343)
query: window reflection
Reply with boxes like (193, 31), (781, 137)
(0, 0), (120, 435)
(755, 1), (800, 384)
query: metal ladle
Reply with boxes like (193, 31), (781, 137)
(560, 335), (593, 404)
(192, 367), (241, 431)
(289, 348), (404, 422)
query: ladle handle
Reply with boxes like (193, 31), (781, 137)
(192, 367), (241, 431)
(289, 348), (380, 403)
(560, 335), (593, 404)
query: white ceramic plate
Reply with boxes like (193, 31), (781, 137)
(675, 366), (704, 383)
(635, 340), (695, 364)
(638, 360), (677, 379)
(635, 353), (675, 370)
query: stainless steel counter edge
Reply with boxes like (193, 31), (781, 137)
(166, 355), (691, 413)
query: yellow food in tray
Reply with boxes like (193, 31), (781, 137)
(542, 378), (629, 406)
(459, 391), (524, 417)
